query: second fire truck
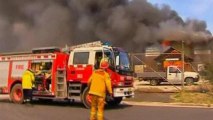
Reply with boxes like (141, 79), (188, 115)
(0, 41), (134, 108)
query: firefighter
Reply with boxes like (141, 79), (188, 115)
(88, 58), (113, 120)
(22, 68), (35, 103)
(94, 56), (102, 69)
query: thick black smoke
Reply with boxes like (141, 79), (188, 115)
(0, 0), (211, 52)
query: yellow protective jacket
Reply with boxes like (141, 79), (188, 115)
(22, 69), (35, 89)
(88, 69), (112, 98)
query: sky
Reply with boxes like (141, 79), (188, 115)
(148, 0), (213, 33)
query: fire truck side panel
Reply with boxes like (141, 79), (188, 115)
(32, 59), (55, 96)
(0, 62), (10, 93)
(9, 60), (29, 93)
(31, 53), (68, 97)
(0, 53), (68, 98)
(11, 61), (29, 80)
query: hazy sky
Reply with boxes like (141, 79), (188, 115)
(148, 0), (213, 33)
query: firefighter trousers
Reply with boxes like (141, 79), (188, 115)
(90, 95), (105, 120)
(23, 89), (33, 102)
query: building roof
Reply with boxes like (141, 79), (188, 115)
(154, 46), (193, 62)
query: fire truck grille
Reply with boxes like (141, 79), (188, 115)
(124, 80), (133, 86)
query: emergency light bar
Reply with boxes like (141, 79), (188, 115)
(102, 41), (112, 46)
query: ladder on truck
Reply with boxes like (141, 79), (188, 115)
(68, 82), (81, 100)
(55, 68), (67, 98)
(62, 41), (105, 52)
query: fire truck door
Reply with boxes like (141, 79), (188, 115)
(69, 51), (92, 82)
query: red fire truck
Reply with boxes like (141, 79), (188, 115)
(0, 41), (134, 108)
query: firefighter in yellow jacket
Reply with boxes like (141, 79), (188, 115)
(88, 58), (113, 120)
(22, 68), (35, 103)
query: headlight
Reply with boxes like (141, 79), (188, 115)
(120, 76), (125, 81)
(117, 82), (124, 86)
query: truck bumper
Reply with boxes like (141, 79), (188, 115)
(113, 87), (134, 98)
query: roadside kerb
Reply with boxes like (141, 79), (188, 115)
(1, 94), (212, 108)
(122, 101), (213, 109)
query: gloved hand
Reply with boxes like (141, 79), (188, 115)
(108, 93), (114, 101)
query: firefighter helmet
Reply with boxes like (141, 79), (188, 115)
(100, 58), (109, 69)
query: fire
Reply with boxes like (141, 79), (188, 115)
(161, 40), (171, 47)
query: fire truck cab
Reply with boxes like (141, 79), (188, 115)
(0, 41), (134, 108)
(68, 45), (134, 107)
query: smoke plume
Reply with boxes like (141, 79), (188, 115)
(0, 0), (211, 52)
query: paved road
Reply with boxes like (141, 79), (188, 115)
(1, 99), (213, 120)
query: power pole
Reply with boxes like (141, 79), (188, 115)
(181, 40), (185, 90)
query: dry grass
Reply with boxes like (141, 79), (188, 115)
(171, 92), (213, 104)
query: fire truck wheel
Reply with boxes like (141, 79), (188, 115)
(107, 97), (122, 106)
(10, 84), (24, 104)
(82, 87), (91, 109)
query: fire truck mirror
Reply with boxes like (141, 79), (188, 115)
(116, 56), (119, 66)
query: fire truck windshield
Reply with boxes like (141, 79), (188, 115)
(116, 51), (131, 71)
